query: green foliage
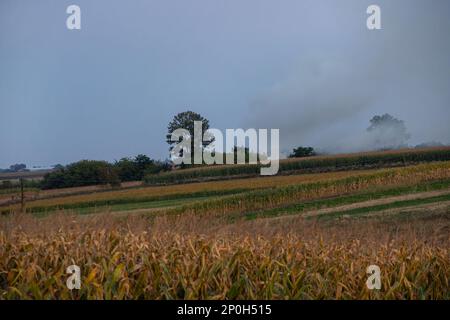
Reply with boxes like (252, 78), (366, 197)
(166, 111), (211, 147)
(40, 156), (170, 190)
(106, 167), (122, 188)
(41, 160), (116, 189)
(0, 163), (28, 173)
(114, 158), (138, 181)
(115, 154), (168, 181)
(288, 146), (316, 158)
(9, 163), (27, 172)
(166, 111), (213, 164)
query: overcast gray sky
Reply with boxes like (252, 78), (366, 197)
(1, 0), (449, 167)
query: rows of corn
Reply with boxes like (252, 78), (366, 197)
(168, 162), (450, 216)
(1, 169), (389, 213)
(3, 161), (450, 215)
(1, 227), (448, 300)
(1, 157), (449, 300)
(144, 147), (450, 184)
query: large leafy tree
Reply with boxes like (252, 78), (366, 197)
(166, 111), (213, 163)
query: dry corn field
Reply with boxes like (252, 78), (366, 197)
(168, 162), (450, 217)
(0, 210), (449, 300)
(0, 159), (449, 300)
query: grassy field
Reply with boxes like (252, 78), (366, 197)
(0, 149), (449, 300)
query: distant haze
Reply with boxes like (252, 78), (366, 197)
(1, 0), (449, 167)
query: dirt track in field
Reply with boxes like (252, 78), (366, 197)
(253, 189), (450, 225)
(112, 188), (450, 220)
(358, 200), (450, 218)
(301, 188), (450, 218)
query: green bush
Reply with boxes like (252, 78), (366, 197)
(41, 160), (114, 189)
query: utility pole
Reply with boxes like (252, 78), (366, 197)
(20, 178), (25, 213)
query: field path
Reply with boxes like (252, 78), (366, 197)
(358, 200), (450, 217)
(302, 188), (450, 218)
(256, 188), (450, 224)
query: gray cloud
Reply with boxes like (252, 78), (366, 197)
(1, 0), (449, 167)
(244, 0), (450, 155)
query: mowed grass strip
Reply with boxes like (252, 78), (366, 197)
(242, 180), (450, 220)
(314, 193), (450, 220)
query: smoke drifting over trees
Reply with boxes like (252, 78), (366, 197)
(366, 114), (410, 150)
(244, 1), (450, 156)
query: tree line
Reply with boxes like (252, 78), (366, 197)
(40, 155), (171, 189)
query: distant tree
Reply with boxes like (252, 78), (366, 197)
(115, 158), (139, 181)
(41, 170), (66, 189)
(41, 155), (170, 190)
(415, 141), (445, 149)
(9, 163), (27, 172)
(367, 114), (410, 150)
(166, 111), (213, 164)
(134, 154), (153, 171)
(115, 154), (161, 181)
(288, 146), (316, 158)
(41, 160), (113, 189)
